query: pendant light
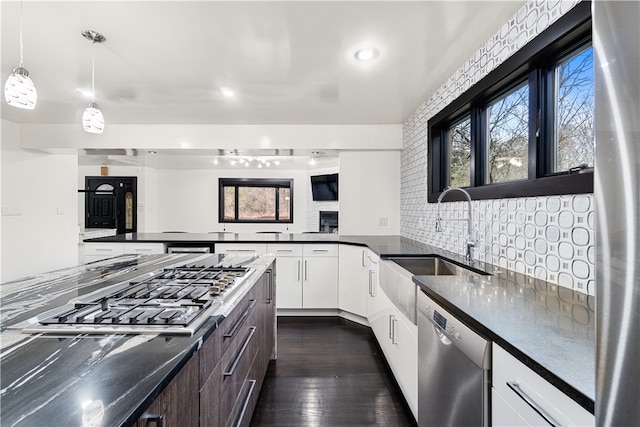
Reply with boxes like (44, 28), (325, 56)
(81, 30), (106, 134)
(4, 1), (37, 110)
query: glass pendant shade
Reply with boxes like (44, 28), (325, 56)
(4, 66), (37, 109)
(82, 101), (104, 134)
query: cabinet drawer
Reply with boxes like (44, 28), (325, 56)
(123, 243), (165, 255)
(492, 344), (594, 426)
(201, 289), (258, 384)
(267, 243), (303, 257)
(226, 351), (261, 427)
(215, 243), (268, 255)
(220, 322), (260, 426)
(84, 243), (124, 257)
(303, 244), (338, 257)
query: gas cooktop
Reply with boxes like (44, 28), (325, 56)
(16, 255), (256, 336)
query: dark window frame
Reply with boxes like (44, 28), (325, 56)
(427, 1), (593, 203)
(218, 178), (294, 223)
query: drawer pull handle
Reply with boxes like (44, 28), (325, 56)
(143, 414), (164, 427)
(224, 326), (257, 377)
(506, 381), (560, 427)
(312, 249), (329, 253)
(277, 249), (293, 253)
(266, 269), (273, 304)
(223, 300), (257, 339)
(235, 379), (257, 427)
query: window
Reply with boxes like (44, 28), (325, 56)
(428, 2), (593, 202)
(448, 116), (471, 188)
(487, 83), (529, 183)
(219, 178), (293, 223)
(554, 45), (594, 173)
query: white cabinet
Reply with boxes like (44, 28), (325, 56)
(84, 242), (125, 263)
(269, 244), (303, 309)
(338, 245), (368, 317)
(367, 283), (418, 418)
(492, 344), (594, 427)
(268, 244), (338, 310)
(214, 243), (268, 255)
(84, 242), (164, 263)
(123, 243), (165, 256)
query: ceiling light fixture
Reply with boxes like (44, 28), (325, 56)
(354, 47), (379, 62)
(229, 157), (279, 168)
(220, 87), (234, 97)
(4, 1), (37, 109)
(81, 30), (106, 134)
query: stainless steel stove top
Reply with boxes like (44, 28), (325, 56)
(16, 255), (256, 336)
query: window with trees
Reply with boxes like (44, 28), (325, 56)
(219, 178), (293, 223)
(427, 2), (593, 202)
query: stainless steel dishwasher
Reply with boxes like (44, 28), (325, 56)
(417, 289), (491, 427)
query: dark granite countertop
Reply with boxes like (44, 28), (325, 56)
(0, 253), (274, 427)
(4, 233), (595, 422)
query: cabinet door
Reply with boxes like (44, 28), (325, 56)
(138, 355), (199, 427)
(368, 285), (418, 419)
(275, 256), (302, 309)
(366, 253), (380, 319)
(386, 308), (418, 418)
(492, 388), (530, 427)
(303, 255), (338, 309)
(338, 245), (368, 317)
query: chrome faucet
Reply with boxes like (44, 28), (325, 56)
(435, 186), (475, 264)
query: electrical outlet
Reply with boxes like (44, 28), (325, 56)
(379, 217), (388, 226)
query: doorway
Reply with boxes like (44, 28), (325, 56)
(85, 176), (137, 234)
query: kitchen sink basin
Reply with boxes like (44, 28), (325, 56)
(388, 257), (488, 276)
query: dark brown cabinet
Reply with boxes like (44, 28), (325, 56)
(137, 266), (275, 427)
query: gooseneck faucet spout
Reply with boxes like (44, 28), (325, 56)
(435, 186), (475, 264)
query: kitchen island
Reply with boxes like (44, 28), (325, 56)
(0, 253), (276, 427)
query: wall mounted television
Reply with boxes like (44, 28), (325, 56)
(311, 173), (339, 201)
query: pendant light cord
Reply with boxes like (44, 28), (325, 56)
(91, 41), (96, 102)
(19, 1), (24, 66)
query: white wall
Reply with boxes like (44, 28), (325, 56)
(339, 151), (401, 235)
(1, 119), (78, 282)
(156, 167), (310, 233)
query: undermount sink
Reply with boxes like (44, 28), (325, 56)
(388, 257), (489, 277)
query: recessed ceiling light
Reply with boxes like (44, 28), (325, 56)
(354, 47), (379, 62)
(220, 87), (234, 97)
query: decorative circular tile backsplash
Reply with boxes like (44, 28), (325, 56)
(400, 0), (593, 295)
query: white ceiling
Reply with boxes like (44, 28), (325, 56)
(2, 1), (525, 169)
(1, 0), (526, 127)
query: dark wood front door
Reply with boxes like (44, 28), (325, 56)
(85, 177), (137, 234)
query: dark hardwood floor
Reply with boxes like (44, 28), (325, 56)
(251, 316), (416, 426)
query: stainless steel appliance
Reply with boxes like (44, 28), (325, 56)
(15, 256), (254, 335)
(594, 1), (640, 424)
(417, 289), (491, 426)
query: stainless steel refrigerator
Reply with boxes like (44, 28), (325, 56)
(594, 0), (640, 425)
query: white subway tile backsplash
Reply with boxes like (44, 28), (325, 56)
(400, 0), (594, 295)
